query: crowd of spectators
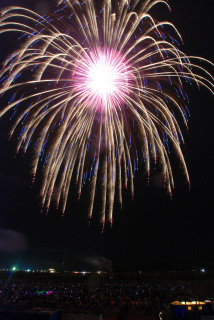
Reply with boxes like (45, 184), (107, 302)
(0, 276), (199, 317)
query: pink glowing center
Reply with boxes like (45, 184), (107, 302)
(87, 56), (121, 99)
(73, 50), (131, 107)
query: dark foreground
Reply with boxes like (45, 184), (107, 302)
(0, 270), (214, 320)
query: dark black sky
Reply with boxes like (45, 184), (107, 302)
(0, 0), (213, 272)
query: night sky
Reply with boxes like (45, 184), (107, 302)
(0, 0), (213, 272)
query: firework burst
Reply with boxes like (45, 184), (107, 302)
(0, 0), (213, 226)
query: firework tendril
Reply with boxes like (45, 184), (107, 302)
(0, 0), (213, 226)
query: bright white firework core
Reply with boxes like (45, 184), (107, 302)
(73, 50), (131, 108)
(88, 57), (119, 99)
